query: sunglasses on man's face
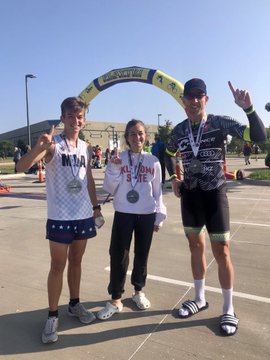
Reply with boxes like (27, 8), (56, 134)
(184, 93), (206, 100)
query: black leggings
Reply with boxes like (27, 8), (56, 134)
(108, 211), (155, 300)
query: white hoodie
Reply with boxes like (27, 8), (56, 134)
(103, 150), (167, 226)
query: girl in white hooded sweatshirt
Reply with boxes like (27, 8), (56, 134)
(97, 119), (167, 320)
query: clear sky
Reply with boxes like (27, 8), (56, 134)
(1, 0), (270, 134)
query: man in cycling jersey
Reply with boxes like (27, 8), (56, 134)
(165, 78), (266, 336)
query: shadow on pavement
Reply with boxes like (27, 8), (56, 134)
(0, 301), (220, 356)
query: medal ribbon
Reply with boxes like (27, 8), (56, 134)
(187, 119), (206, 157)
(128, 151), (144, 188)
(61, 133), (81, 178)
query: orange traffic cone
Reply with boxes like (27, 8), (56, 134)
(38, 161), (44, 183)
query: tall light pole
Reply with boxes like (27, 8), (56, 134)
(25, 74), (37, 147)
(105, 125), (117, 148)
(157, 113), (162, 128)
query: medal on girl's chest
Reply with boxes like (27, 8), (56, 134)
(126, 189), (140, 203)
(127, 151), (143, 203)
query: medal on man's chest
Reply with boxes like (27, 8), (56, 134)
(187, 118), (206, 175)
(189, 158), (203, 174)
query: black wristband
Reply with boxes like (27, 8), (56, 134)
(244, 105), (254, 115)
(93, 205), (101, 211)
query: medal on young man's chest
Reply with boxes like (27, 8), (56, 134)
(61, 133), (83, 194)
(67, 178), (83, 193)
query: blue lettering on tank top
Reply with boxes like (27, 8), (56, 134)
(62, 154), (86, 167)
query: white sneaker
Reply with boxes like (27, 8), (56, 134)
(42, 317), (59, 344)
(67, 303), (96, 324)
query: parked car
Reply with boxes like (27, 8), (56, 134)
(265, 153), (270, 168)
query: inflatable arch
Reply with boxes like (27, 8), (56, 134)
(79, 66), (185, 108)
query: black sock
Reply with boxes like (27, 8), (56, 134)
(69, 298), (79, 307)
(48, 310), (58, 318)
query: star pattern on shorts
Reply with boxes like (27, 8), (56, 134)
(48, 219), (96, 238)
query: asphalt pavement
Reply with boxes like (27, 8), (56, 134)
(0, 157), (269, 360)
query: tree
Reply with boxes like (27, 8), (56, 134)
(158, 119), (173, 144)
(227, 137), (244, 154)
(265, 103), (270, 112)
(0, 140), (14, 157)
(79, 130), (85, 141)
(17, 139), (27, 154)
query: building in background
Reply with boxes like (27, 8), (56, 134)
(0, 120), (159, 153)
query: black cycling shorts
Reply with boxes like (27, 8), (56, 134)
(180, 185), (230, 241)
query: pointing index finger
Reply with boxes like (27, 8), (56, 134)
(228, 81), (236, 95)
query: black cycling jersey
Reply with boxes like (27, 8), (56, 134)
(166, 112), (266, 191)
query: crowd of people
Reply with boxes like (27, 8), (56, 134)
(15, 78), (267, 344)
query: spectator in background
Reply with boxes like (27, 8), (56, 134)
(92, 145), (102, 168)
(151, 135), (166, 185)
(243, 142), (252, 165)
(13, 147), (21, 173)
(253, 143), (261, 161)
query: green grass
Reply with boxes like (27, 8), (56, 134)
(226, 153), (266, 159)
(0, 157), (15, 174)
(249, 168), (270, 180)
(0, 157), (13, 162)
(0, 164), (14, 174)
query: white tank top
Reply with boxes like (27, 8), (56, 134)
(46, 135), (93, 220)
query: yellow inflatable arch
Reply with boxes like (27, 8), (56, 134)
(79, 66), (185, 108)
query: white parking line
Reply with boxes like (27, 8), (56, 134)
(231, 221), (270, 227)
(104, 267), (270, 304)
(229, 197), (270, 201)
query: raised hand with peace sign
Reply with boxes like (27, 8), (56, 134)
(110, 147), (122, 165)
